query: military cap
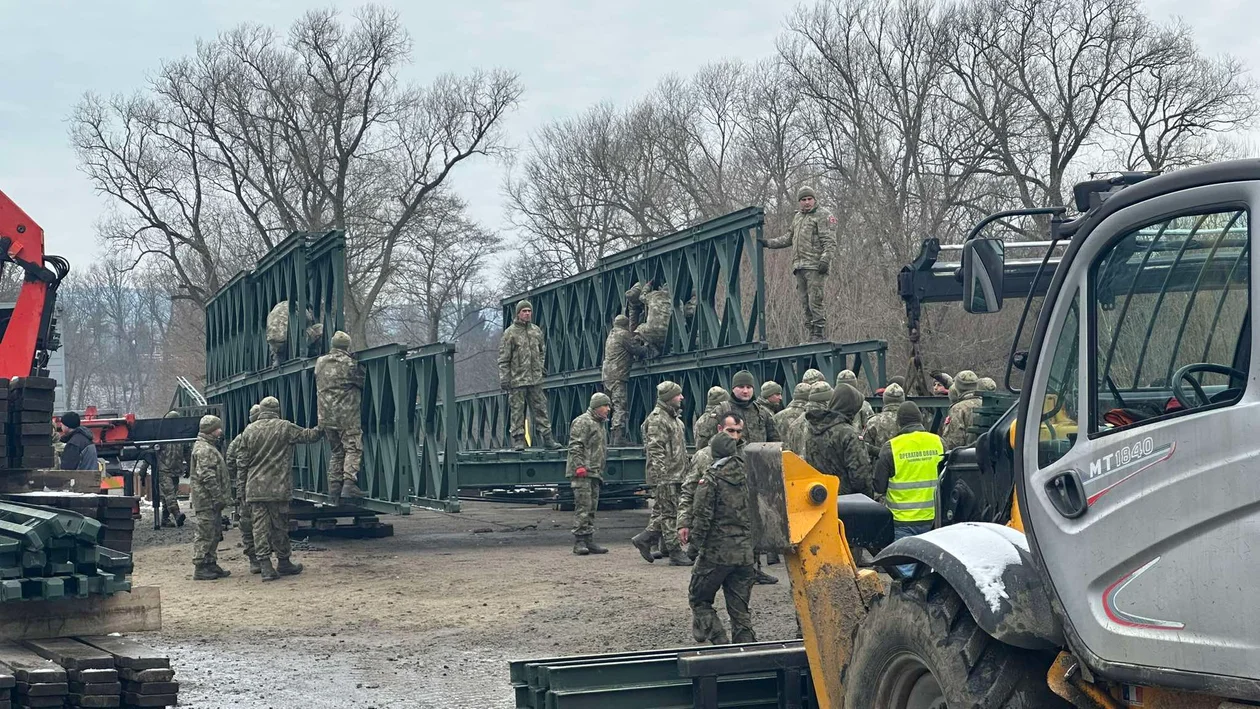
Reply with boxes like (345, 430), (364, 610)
(706, 386), (730, 407)
(590, 392), (612, 410)
(657, 380), (683, 402)
(954, 370), (979, 393)
(331, 330), (352, 350)
(802, 368), (825, 384)
(164, 411), (179, 419)
(732, 370), (756, 388)
(248, 404), (262, 423)
(897, 401), (924, 428)
(808, 382), (834, 403)
(797, 185), (816, 200)
(199, 415), (223, 434)
(883, 382), (906, 406)
(760, 381), (782, 398)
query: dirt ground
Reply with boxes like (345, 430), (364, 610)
(128, 500), (800, 708)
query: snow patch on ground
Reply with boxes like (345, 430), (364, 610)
(923, 523), (1023, 614)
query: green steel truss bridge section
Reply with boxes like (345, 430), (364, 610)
(500, 208), (768, 375)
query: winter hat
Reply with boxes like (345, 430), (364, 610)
(796, 186), (816, 200)
(515, 299), (533, 314)
(590, 392), (611, 410)
(829, 383), (863, 416)
(732, 370), (756, 389)
(199, 415), (222, 434)
(657, 380), (683, 402)
(248, 404), (262, 423)
(808, 382), (834, 403)
(331, 331), (352, 350)
(164, 411), (180, 419)
(897, 401), (924, 428)
(706, 386), (730, 407)
(760, 381), (782, 398)
(710, 430), (738, 458)
(613, 314), (628, 328)
(837, 369), (856, 384)
(792, 382), (811, 400)
(802, 368), (824, 384)
(260, 396), (281, 413)
(978, 377), (998, 392)
(954, 370), (979, 393)
(883, 382), (906, 407)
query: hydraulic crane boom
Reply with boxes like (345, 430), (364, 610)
(0, 190), (67, 381)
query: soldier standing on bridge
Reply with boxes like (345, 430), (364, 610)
(499, 300), (561, 451)
(567, 393), (612, 556)
(633, 283), (674, 357)
(265, 301), (324, 366)
(602, 314), (651, 446)
(316, 331), (366, 505)
(759, 186), (837, 342)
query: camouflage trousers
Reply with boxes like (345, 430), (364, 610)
(159, 474), (181, 517)
(604, 379), (629, 437)
(267, 339), (288, 365)
(635, 328), (665, 356)
(191, 509), (223, 565)
(250, 501), (291, 561)
(794, 269), (827, 339)
(508, 385), (553, 440)
(237, 498), (255, 560)
(326, 427), (363, 486)
(646, 482), (681, 553)
(570, 477), (602, 537)
(689, 559), (757, 644)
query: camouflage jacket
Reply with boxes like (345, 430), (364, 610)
(857, 401), (875, 430)
(676, 443), (716, 531)
(225, 435), (245, 503)
(942, 393), (984, 451)
(756, 397), (783, 415)
(189, 435), (229, 512)
(498, 316), (546, 387)
(803, 409), (873, 498)
(764, 206), (838, 272)
(566, 411), (607, 480)
(602, 323), (650, 382)
(690, 450), (755, 566)
(157, 441), (190, 477)
(692, 406), (723, 447)
(642, 401), (687, 485)
(236, 412), (324, 503)
(782, 409), (814, 454)
(625, 281), (648, 331)
(773, 401), (807, 443)
(315, 349), (364, 431)
(634, 288), (673, 343)
(265, 301), (321, 348)
(862, 410), (900, 457)
(722, 397), (779, 443)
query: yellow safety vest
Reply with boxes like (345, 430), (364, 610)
(887, 430), (944, 523)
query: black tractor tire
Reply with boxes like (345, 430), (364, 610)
(843, 573), (1070, 709)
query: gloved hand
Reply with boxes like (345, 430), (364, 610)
(574, 467), (588, 478)
(818, 261), (830, 275)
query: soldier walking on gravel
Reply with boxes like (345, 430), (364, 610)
(226, 404), (262, 574)
(316, 331), (366, 505)
(191, 415), (231, 581)
(678, 430), (757, 645)
(568, 393), (612, 556)
(631, 381), (691, 566)
(760, 186), (838, 342)
(498, 300), (561, 451)
(602, 314), (651, 446)
(235, 396), (323, 582)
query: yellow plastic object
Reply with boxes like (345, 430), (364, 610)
(1009, 394), (1078, 448)
(780, 450), (869, 709)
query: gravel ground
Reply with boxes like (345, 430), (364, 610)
(127, 499), (801, 708)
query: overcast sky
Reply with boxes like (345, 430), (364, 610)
(0, 0), (1250, 265)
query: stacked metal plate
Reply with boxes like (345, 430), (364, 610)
(0, 501), (129, 602)
(77, 636), (176, 709)
(9, 379), (55, 470)
(0, 642), (67, 708)
(24, 639), (120, 708)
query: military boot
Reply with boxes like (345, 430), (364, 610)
(160, 513), (174, 528)
(328, 481), (343, 507)
(668, 548), (694, 566)
(276, 558), (304, 576)
(710, 629), (731, 645)
(655, 536), (667, 560)
(209, 563), (231, 578)
(258, 557), (279, 582)
(630, 530), (658, 563)
(511, 436), (526, 451)
(248, 555), (261, 575)
(193, 564), (218, 581)
(766, 552), (781, 565)
(584, 536), (608, 554)
(572, 537), (590, 556)
(342, 481), (366, 499)
(542, 434), (563, 450)
(755, 568), (779, 585)
(175, 512), (187, 527)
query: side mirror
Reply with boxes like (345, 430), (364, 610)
(962, 238), (1005, 314)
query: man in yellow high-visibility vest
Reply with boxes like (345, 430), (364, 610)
(873, 401), (943, 577)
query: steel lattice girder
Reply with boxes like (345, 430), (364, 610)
(500, 208), (767, 376)
(205, 343), (460, 514)
(204, 230), (346, 385)
(453, 340), (890, 451)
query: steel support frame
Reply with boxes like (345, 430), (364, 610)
(501, 208), (768, 374)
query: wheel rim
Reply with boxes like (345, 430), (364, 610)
(875, 651), (947, 709)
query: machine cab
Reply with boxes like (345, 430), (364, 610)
(983, 163), (1260, 693)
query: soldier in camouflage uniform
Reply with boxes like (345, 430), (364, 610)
(678, 432), (757, 644)
(862, 382), (906, 457)
(692, 386), (730, 446)
(633, 284), (673, 356)
(235, 396), (323, 581)
(315, 331), (365, 505)
(156, 411), (187, 528)
(836, 370), (875, 430)
(802, 384), (873, 498)
(772, 382), (810, 438)
(757, 381), (783, 415)
(761, 186), (838, 342)
(802, 368), (825, 386)
(784, 382), (832, 454)
(602, 315), (651, 446)
(191, 415), (231, 581)
(978, 376), (998, 393)
(678, 412), (744, 552)
(498, 300), (561, 451)
(624, 280), (651, 332)
(942, 370), (983, 451)
(265, 301), (324, 365)
(568, 393), (611, 556)
(630, 381), (691, 566)
(720, 370), (780, 579)
(226, 404), (261, 574)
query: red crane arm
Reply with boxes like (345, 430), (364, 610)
(0, 190), (63, 380)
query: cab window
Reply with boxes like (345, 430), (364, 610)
(1092, 209), (1250, 434)
(1037, 291), (1080, 468)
